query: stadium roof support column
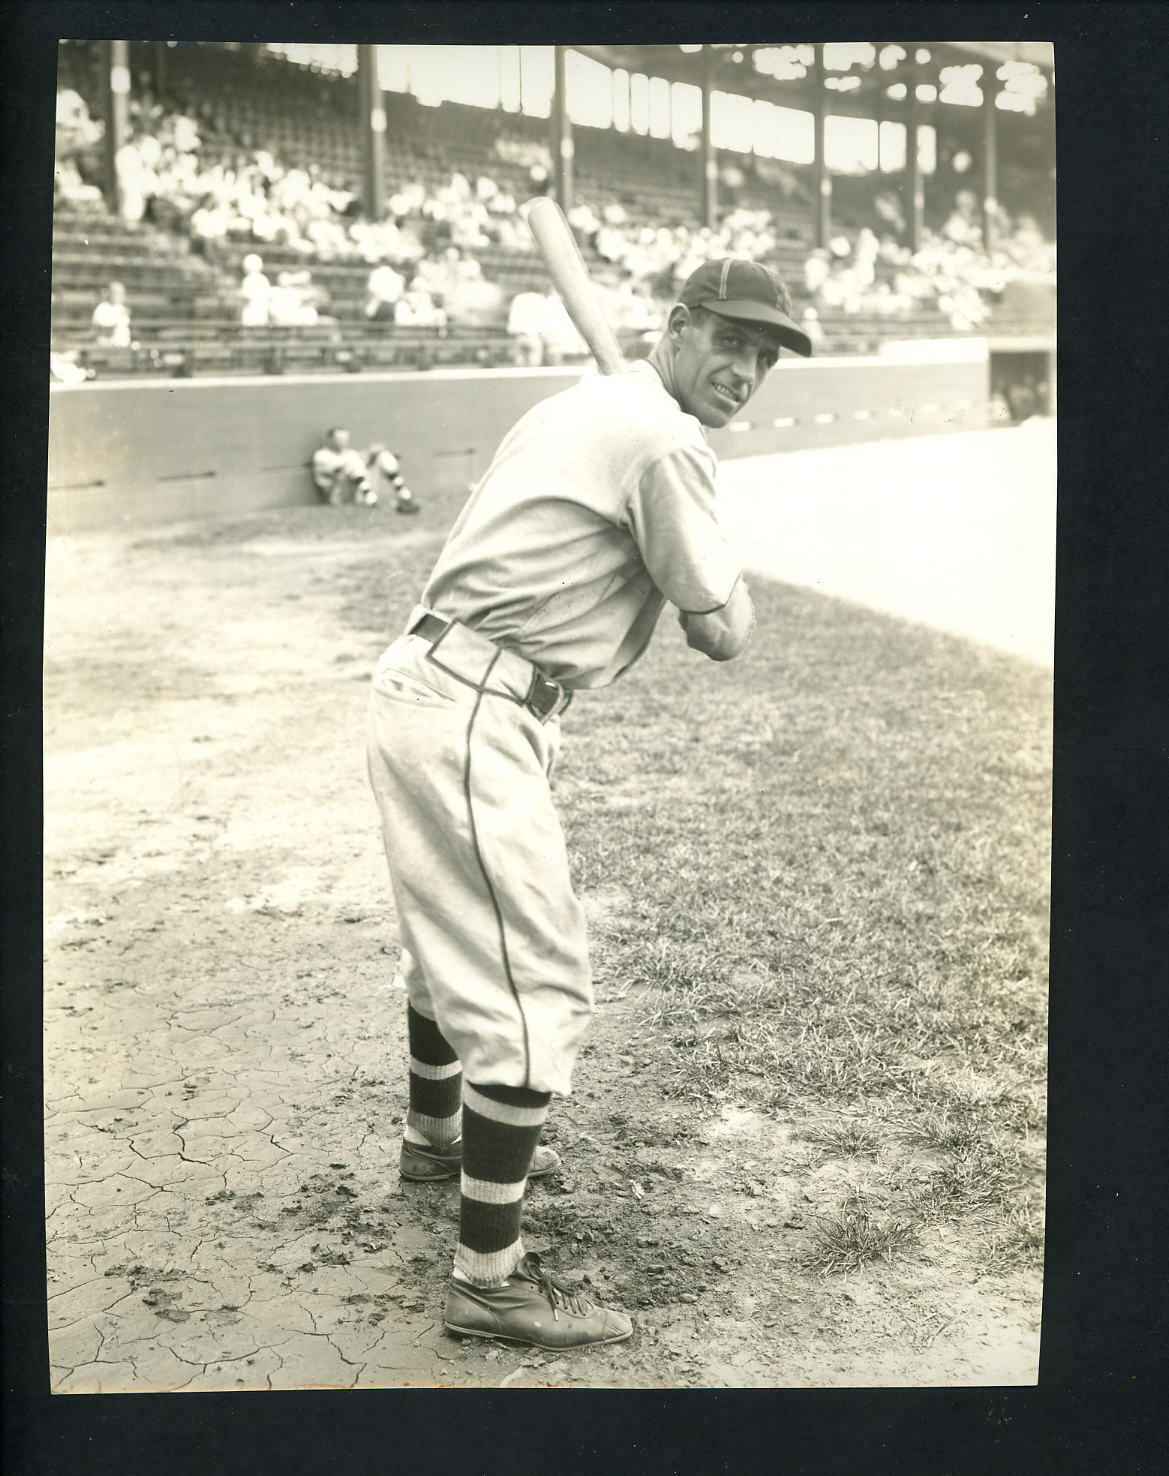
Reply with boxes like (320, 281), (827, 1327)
(357, 45), (386, 221)
(100, 40), (131, 217)
(551, 46), (574, 210)
(152, 41), (167, 100)
(980, 72), (999, 251)
(701, 50), (717, 229)
(811, 45), (831, 249)
(906, 62), (924, 252)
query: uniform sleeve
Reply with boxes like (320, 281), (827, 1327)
(310, 449), (333, 487)
(621, 439), (743, 614)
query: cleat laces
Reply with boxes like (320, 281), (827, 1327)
(523, 1257), (591, 1319)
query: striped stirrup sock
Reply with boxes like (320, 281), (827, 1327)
(405, 1004), (462, 1148)
(454, 1081), (551, 1287)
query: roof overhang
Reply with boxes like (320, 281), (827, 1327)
(945, 41), (1054, 72)
(573, 41), (1054, 95)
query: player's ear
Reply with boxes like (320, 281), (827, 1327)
(667, 304), (692, 343)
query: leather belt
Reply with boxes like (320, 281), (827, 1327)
(409, 612), (572, 722)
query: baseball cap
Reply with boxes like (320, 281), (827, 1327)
(679, 258), (813, 357)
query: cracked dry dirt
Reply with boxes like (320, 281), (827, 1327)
(43, 512), (1041, 1392)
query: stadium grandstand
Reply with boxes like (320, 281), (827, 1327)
(50, 40), (1054, 386)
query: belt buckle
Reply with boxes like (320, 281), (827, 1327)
(527, 670), (566, 723)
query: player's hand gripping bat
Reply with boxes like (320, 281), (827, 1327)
(522, 196), (627, 376)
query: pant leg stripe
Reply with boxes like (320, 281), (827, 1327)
(463, 658), (532, 1088)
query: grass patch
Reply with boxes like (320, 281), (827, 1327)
(908, 1141), (1024, 1225)
(980, 1202), (1046, 1276)
(799, 1120), (885, 1160)
(801, 1193), (918, 1275)
(332, 527), (1049, 1280)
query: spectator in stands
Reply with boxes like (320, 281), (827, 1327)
(804, 248), (831, 296)
(490, 204), (528, 252)
(311, 428), (377, 507)
(388, 178), (426, 220)
(507, 288), (547, 366)
(191, 195), (231, 246)
(365, 261), (406, 321)
(539, 292), (586, 366)
(445, 258), (505, 329)
(350, 216), (406, 265)
(268, 272), (300, 328)
(170, 112), (202, 154)
(238, 253), (272, 327)
(451, 198), (492, 251)
(54, 155), (105, 210)
(395, 282), (446, 330)
(595, 220), (627, 265)
(269, 270), (328, 327)
(91, 281), (133, 348)
(115, 134), (156, 224)
(800, 306), (825, 351)
(852, 228), (880, 289)
(942, 189), (981, 247)
(486, 185), (518, 219)
(56, 87), (102, 164)
(129, 86), (164, 136)
(50, 351), (93, 386)
(568, 198), (601, 249)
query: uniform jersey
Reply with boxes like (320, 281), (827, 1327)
(311, 446), (367, 486)
(422, 360), (743, 690)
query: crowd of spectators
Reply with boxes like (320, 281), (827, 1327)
(801, 191), (1056, 334)
(54, 81), (1054, 359)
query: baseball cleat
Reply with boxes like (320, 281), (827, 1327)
(444, 1253), (633, 1351)
(399, 1138), (562, 1183)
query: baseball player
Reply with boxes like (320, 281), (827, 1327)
(367, 444), (421, 514)
(311, 427), (378, 506)
(367, 258), (812, 1351)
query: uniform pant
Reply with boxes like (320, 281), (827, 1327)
(366, 613), (593, 1097)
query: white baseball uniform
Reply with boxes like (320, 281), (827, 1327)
(367, 360), (747, 1094)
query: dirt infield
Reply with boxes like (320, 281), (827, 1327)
(44, 492), (1046, 1391)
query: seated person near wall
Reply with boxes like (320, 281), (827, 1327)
(311, 428), (378, 507)
(367, 445), (420, 515)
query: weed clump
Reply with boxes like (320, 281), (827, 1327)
(801, 1195), (917, 1275)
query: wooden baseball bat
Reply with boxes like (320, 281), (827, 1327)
(522, 196), (627, 376)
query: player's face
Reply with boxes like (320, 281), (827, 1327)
(672, 311), (780, 428)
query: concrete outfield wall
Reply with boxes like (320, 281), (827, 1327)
(47, 355), (988, 534)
